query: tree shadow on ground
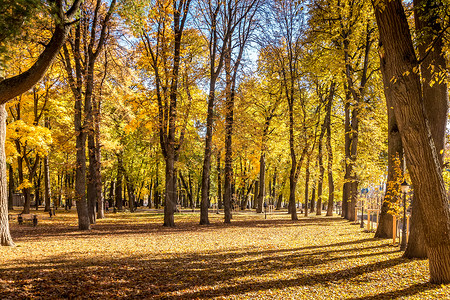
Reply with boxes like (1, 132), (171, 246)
(2, 216), (441, 299)
(347, 283), (441, 300)
(1, 243), (435, 299)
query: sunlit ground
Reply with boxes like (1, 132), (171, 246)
(1, 208), (449, 299)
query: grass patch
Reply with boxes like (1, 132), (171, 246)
(1, 209), (449, 299)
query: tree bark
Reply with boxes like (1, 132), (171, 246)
(256, 153), (265, 213)
(115, 155), (123, 211)
(223, 63), (234, 223)
(304, 156), (310, 217)
(310, 181), (316, 214)
(403, 194), (427, 258)
(404, 0), (448, 259)
(200, 86), (216, 225)
(8, 164), (13, 211)
(325, 82), (335, 216)
(375, 95), (402, 238)
(163, 152), (176, 227)
(0, 105), (14, 246)
(217, 151), (222, 210)
(317, 148), (324, 216)
(373, 0), (450, 283)
(43, 153), (51, 213)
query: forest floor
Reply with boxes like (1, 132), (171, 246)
(1, 208), (449, 299)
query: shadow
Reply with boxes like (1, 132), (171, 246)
(347, 283), (441, 300)
(0, 249), (408, 299)
(3, 216), (439, 299)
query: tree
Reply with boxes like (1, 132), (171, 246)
(0, 0), (82, 247)
(222, 0), (259, 223)
(403, 0), (448, 259)
(197, 0), (258, 225)
(258, 0), (309, 221)
(138, 0), (193, 227)
(373, 0), (450, 283)
(61, 0), (116, 229)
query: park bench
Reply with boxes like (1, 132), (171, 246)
(16, 214), (39, 226)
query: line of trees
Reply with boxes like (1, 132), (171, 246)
(0, 0), (449, 283)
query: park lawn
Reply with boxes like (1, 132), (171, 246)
(1, 209), (449, 299)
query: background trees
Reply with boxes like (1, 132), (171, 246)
(2, 0), (450, 284)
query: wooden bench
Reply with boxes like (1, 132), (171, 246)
(16, 214), (38, 226)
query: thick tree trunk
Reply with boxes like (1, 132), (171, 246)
(164, 153), (176, 227)
(404, 0), (448, 259)
(403, 195), (427, 258)
(374, 0), (450, 283)
(200, 87), (216, 225)
(0, 105), (14, 246)
(288, 100), (298, 220)
(74, 122), (90, 230)
(276, 194), (282, 210)
(224, 109), (233, 222)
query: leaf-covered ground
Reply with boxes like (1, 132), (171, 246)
(1, 209), (449, 299)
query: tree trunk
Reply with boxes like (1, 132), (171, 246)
(74, 109), (90, 230)
(310, 182), (316, 214)
(94, 97), (104, 219)
(375, 99), (402, 238)
(154, 162), (159, 209)
(325, 83), (335, 216)
(317, 108), (326, 215)
(304, 156), (310, 217)
(404, 0), (448, 259)
(253, 180), (258, 210)
(44, 154), (51, 212)
(271, 169), (277, 205)
(373, 0), (450, 283)
(403, 194), (427, 258)
(163, 152), (176, 227)
(87, 132), (97, 224)
(109, 180), (115, 209)
(276, 194), (282, 210)
(217, 151), (222, 210)
(8, 164), (13, 211)
(256, 153), (265, 213)
(0, 105), (14, 246)
(288, 98), (298, 220)
(115, 156), (123, 211)
(200, 87), (216, 225)
(223, 43), (237, 224)
(223, 115), (233, 223)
